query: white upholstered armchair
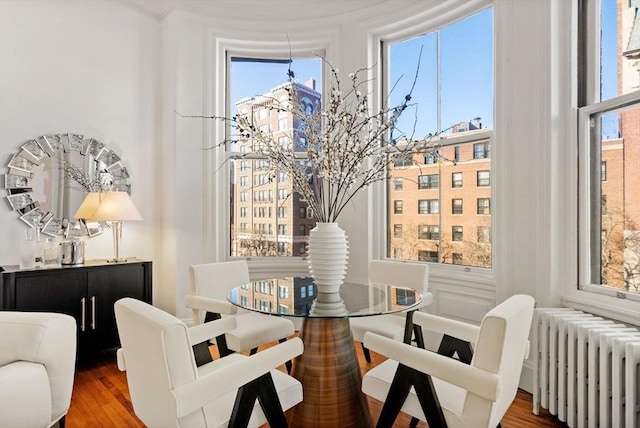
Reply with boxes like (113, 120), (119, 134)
(0, 311), (77, 428)
(362, 294), (535, 428)
(185, 261), (296, 371)
(114, 297), (303, 427)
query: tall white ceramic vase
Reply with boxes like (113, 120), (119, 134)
(307, 222), (349, 294)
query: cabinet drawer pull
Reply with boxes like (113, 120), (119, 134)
(91, 296), (96, 330)
(81, 298), (86, 332)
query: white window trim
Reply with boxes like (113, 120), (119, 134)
(577, 91), (640, 304)
(208, 34), (334, 267)
(369, 0), (495, 287)
(562, 0), (640, 325)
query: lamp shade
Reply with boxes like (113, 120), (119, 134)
(91, 191), (142, 221)
(74, 192), (102, 220)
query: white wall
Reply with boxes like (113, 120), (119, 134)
(2, 1), (636, 384)
(0, 0), (163, 303)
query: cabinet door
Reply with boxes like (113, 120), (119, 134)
(87, 263), (145, 351)
(14, 270), (87, 344)
(15, 270), (86, 320)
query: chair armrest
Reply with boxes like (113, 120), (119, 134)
(173, 337), (304, 417)
(184, 295), (238, 315)
(363, 332), (498, 401)
(187, 317), (237, 345)
(0, 312), (77, 421)
(412, 311), (480, 344)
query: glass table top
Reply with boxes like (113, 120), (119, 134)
(227, 276), (421, 318)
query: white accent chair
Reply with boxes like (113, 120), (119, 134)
(0, 311), (77, 428)
(361, 294), (535, 428)
(114, 297), (304, 428)
(350, 260), (432, 362)
(185, 261), (296, 370)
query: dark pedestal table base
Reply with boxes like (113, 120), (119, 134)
(288, 317), (373, 428)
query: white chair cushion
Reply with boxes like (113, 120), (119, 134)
(225, 313), (295, 353)
(0, 361), (52, 428)
(362, 359), (467, 428)
(196, 354), (302, 427)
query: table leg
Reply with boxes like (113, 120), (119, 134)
(288, 317), (373, 428)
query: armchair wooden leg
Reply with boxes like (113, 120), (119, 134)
(361, 342), (372, 363)
(376, 363), (447, 428)
(204, 311), (234, 357)
(437, 335), (473, 364)
(192, 341), (213, 367)
(278, 338), (293, 374)
(229, 373), (288, 428)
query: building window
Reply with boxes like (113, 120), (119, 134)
(240, 207), (248, 217)
(394, 200), (403, 214)
(452, 172), (463, 188)
(473, 142), (490, 159)
(418, 250), (439, 263)
(452, 226), (463, 242)
(418, 174), (439, 190)
(394, 177), (403, 191)
(278, 207), (286, 218)
(419, 225), (439, 240)
(277, 224), (286, 235)
(452, 199), (463, 215)
(279, 286), (288, 298)
(452, 253), (463, 265)
(477, 226), (491, 243)
(477, 198), (490, 215)
(393, 224), (403, 238)
(424, 152), (438, 164)
(477, 170), (490, 187)
(418, 199), (439, 215)
(385, 5), (493, 268)
(395, 288), (416, 305)
(600, 161), (606, 182)
(240, 176), (248, 186)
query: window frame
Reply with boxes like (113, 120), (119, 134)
(576, 0), (640, 303)
(373, 0), (495, 280)
(578, 91), (640, 302)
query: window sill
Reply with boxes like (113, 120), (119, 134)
(561, 289), (640, 326)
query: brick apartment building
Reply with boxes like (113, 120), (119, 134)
(388, 120), (493, 268)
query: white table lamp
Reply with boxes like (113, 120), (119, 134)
(74, 192), (102, 219)
(91, 191), (142, 262)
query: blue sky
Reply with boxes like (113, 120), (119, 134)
(231, 4), (619, 139)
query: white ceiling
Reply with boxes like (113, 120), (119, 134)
(115, 0), (395, 21)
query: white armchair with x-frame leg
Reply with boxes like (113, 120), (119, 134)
(361, 294), (535, 428)
(114, 297), (303, 427)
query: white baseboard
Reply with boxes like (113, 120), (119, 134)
(519, 361), (534, 394)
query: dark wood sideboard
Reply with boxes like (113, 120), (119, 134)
(0, 259), (152, 359)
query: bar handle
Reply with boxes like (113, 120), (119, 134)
(91, 296), (96, 330)
(80, 297), (86, 332)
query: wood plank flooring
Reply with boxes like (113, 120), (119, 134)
(66, 342), (565, 427)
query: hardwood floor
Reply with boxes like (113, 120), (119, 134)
(66, 342), (565, 427)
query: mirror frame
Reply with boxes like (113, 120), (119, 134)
(3, 133), (131, 238)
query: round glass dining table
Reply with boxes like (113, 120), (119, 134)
(227, 276), (421, 428)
